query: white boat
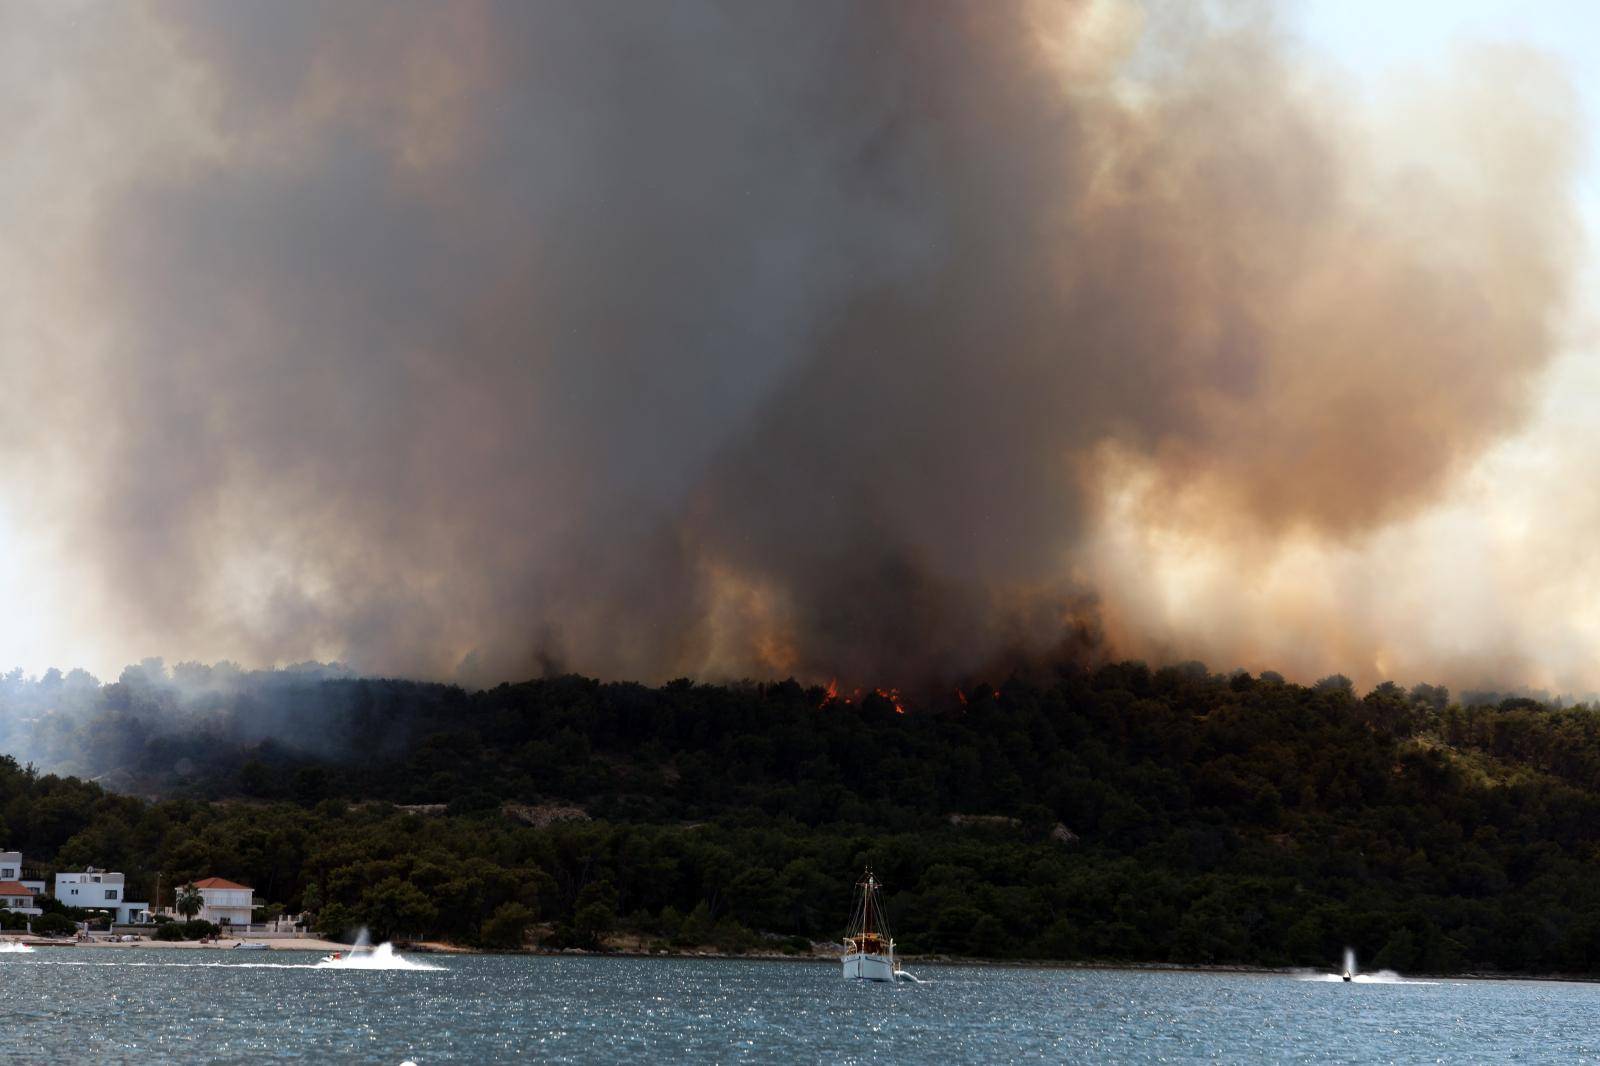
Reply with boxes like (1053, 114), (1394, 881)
(841, 867), (897, 981)
(232, 941), (270, 950)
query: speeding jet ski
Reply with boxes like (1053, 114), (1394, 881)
(1342, 970), (1352, 982)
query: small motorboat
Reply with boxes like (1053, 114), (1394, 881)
(232, 941), (270, 950)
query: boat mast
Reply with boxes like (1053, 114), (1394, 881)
(855, 867), (889, 945)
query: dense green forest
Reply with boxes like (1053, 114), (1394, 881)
(5, 660), (1600, 971)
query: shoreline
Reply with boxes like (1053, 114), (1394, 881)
(9, 933), (1598, 985)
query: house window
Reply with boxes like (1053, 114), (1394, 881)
(70, 888), (78, 896)
(105, 890), (118, 900)
(0, 868), (13, 877)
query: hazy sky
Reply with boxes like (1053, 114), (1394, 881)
(0, 0), (1596, 695)
(1297, 0), (1600, 209)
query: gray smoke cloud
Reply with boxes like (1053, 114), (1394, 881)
(8, 0), (1581, 691)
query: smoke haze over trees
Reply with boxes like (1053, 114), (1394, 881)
(0, 1), (1591, 694)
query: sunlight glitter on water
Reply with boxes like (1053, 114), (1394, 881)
(0, 954), (1596, 1063)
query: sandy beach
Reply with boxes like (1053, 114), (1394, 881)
(3, 935), (346, 951)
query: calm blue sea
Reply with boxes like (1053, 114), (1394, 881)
(3, 949), (1600, 1064)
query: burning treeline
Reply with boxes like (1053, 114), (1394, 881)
(3, 1), (1581, 694)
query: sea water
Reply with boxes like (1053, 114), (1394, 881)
(4, 951), (1600, 1063)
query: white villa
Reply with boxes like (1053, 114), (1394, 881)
(55, 868), (150, 925)
(0, 852), (277, 930)
(182, 877), (255, 927)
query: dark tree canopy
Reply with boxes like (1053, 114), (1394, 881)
(0, 662), (1598, 968)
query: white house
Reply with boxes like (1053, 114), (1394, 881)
(0, 851), (49, 896)
(183, 877), (254, 927)
(0, 881), (41, 916)
(55, 868), (150, 924)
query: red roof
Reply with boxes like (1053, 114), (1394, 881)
(0, 882), (33, 896)
(189, 877), (251, 891)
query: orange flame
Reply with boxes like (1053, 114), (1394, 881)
(817, 680), (905, 714)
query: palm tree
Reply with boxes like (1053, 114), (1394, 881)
(175, 884), (203, 921)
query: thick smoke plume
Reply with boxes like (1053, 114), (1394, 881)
(0, 1), (1583, 692)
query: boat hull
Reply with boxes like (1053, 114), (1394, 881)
(842, 951), (895, 981)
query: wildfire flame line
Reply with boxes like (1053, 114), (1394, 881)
(817, 679), (905, 714)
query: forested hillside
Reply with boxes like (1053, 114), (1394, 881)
(5, 661), (1600, 970)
